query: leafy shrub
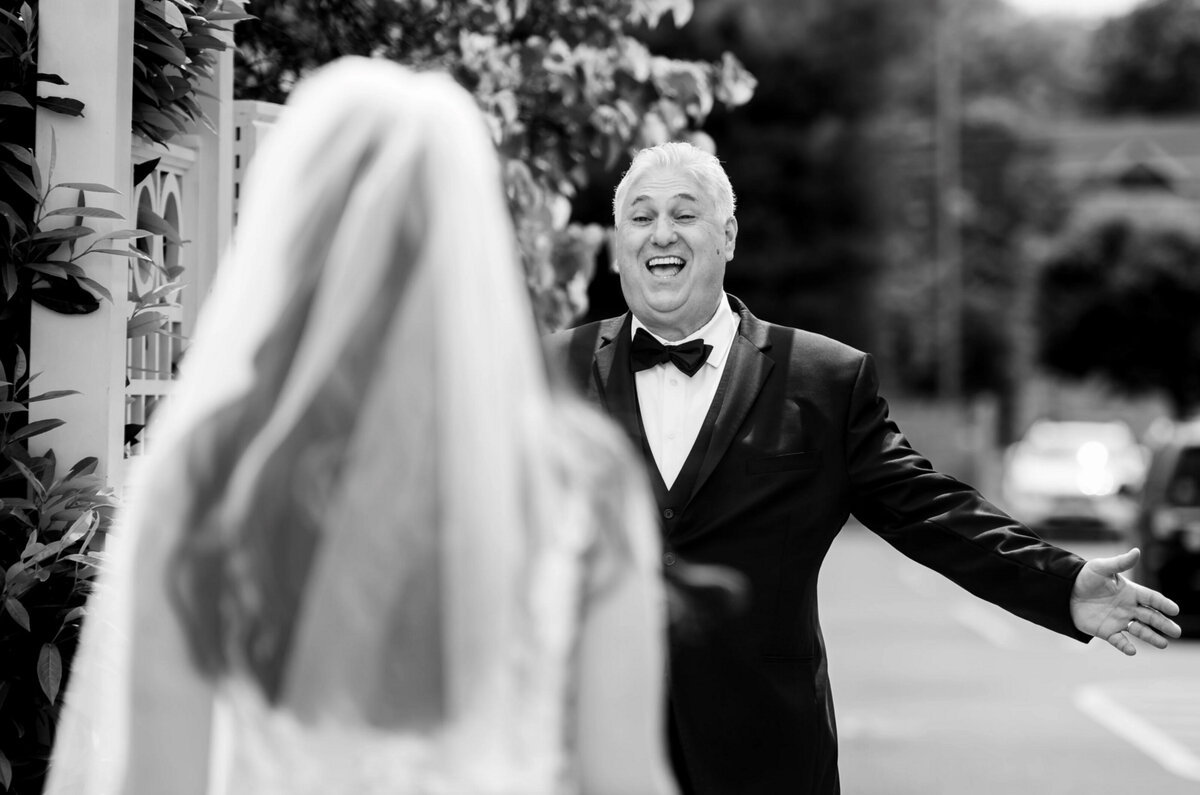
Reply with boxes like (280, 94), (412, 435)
(0, 349), (117, 793)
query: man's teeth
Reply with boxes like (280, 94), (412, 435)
(647, 256), (685, 276)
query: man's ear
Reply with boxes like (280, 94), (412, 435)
(724, 217), (738, 261)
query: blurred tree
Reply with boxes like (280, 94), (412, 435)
(581, 0), (1086, 386)
(877, 101), (1067, 439)
(233, 0), (756, 330)
(865, 0), (1090, 446)
(577, 0), (934, 353)
(1037, 190), (1200, 418)
(1090, 0), (1200, 115)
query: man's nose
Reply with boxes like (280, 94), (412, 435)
(651, 216), (676, 245)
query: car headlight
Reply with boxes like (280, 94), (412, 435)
(1151, 508), (1180, 538)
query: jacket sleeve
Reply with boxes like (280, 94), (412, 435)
(842, 353), (1091, 642)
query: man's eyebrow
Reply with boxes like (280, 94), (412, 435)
(629, 192), (700, 205)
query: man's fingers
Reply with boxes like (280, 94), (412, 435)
(1108, 630), (1137, 656)
(1135, 583), (1181, 617)
(1128, 618), (1172, 649)
(1133, 605), (1182, 639)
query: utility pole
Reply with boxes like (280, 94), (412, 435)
(934, 0), (963, 402)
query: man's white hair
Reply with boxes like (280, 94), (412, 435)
(612, 141), (736, 224)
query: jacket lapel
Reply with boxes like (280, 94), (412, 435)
(688, 298), (774, 506)
(591, 313), (644, 450)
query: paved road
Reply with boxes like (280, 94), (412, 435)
(819, 524), (1200, 794)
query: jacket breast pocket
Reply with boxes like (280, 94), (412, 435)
(746, 452), (818, 475)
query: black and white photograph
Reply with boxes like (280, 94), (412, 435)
(1, 1), (1198, 794)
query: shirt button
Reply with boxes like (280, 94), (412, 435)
(663, 552), (676, 567)
(663, 508), (675, 520)
(666, 432), (676, 440)
(669, 379), (679, 387)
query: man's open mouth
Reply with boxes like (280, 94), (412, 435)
(647, 255), (685, 277)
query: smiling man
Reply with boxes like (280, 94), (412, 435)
(545, 141), (1182, 795)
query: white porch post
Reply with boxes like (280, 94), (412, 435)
(31, 0), (134, 486)
(185, 39), (235, 328)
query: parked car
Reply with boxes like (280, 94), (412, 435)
(1000, 419), (1147, 539)
(1130, 419), (1200, 635)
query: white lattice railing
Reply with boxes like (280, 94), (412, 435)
(123, 102), (281, 458)
(125, 141), (194, 456)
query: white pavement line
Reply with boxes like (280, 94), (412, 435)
(1075, 685), (1200, 782)
(951, 602), (1019, 649)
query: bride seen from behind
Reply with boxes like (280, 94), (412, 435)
(45, 56), (676, 795)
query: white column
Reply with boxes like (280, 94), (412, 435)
(31, 0), (134, 486)
(185, 38), (235, 328)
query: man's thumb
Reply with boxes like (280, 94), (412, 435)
(1093, 547), (1140, 577)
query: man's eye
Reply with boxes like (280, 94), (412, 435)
(677, 213), (696, 222)
(632, 215), (651, 223)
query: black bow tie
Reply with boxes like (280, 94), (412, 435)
(630, 328), (713, 377)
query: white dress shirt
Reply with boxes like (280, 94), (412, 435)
(632, 295), (740, 489)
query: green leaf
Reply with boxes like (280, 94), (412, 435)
(3, 560), (24, 587)
(0, 20), (23, 54)
(36, 72), (68, 86)
(63, 605), (87, 624)
(0, 747), (10, 791)
(138, 40), (189, 67)
(44, 206), (125, 220)
(162, 0), (189, 29)
(95, 228), (154, 242)
(91, 247), (153, 262)
(205, 9), (254, 21)
(13, 346), (27, 383)
(7, 417), (66, 445)
(63, 552), (105, 568)
(138, 107), (189, 136)
(183, 33), (227, 51)
(38, 643), (63, 703)
(76, 276), (114, 303)
(21, 530), (39, 559)
(24, 262), (64, 280)
(32, 279), (102, 314)
(37, 96), (86, 117)
(0, 90), (32, 109)
(128, 311), (167, 338)
(65, 456), (99, 479)
(142, 278), (185, 304)
(27, 262), (87, 280)
(55, 181), (122, 194)
(0, 200), (29, 237)
(0, 401), (26, 413)
(136, 208), (182, 244)
(4, 597), (30, 631)
(1, 161), (38, 201)
(1, 142), (35, 168)
(8, 458), (45, 502)
(133, 157), (161, 187)
(62, 511), (95, 546)
(29, 389), (81, 404)
(29, 226), (94, 244)
(1, 261), (19, 302)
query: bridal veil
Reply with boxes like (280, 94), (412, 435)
(46, 57), (671, 794)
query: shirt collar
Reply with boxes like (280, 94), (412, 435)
(630, 294), (739, 370)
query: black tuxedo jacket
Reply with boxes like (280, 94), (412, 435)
(545, 296), (1090, 795)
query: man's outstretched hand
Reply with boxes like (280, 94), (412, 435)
(1070, 548), (1182, 655)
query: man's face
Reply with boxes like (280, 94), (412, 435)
(614, 166), (737, 340)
